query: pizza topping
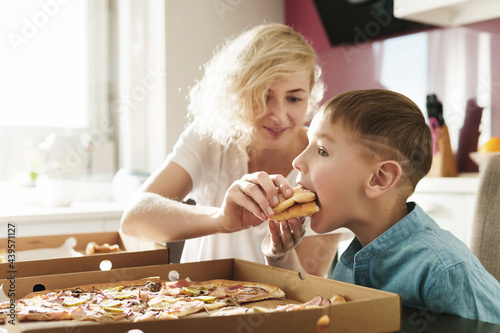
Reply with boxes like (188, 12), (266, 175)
(98, 299), (122, 308)
(62, 296), (89, 307)
(102, 306), (124, 313)
(303, 295), (325, 306)
(147, 296), (164, 307)
(159, 287), (182, 296)
(71, 305), (86, 316)
(192, 295), (216, 303)
(145, 281), (161, 292)
(123, 299), (143, 308)
(182, 286), (203, 296)
(165, 279), (189, 288)
(234, 288), (268, 303)
(43, 294), (64, 306)
(166, 300), (205, 317)
(93, 294), (105, 304)
(134, 310), (159, 322)
(44, 290), (63, 300)
(71, 288), (86, 294)
(219, 284), (243, 295)
(114, 291), (137, 300)
(224, 297), (239, 306)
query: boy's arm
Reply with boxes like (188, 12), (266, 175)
(424, 263), (500, 324)
(295, 234), (341, 277)
(262, 219), (340, 277)
(262, 218), (305, 273)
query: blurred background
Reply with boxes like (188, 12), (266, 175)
(1, 0), (499, 238)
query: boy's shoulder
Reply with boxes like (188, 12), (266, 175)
(400, 203), (480, 269)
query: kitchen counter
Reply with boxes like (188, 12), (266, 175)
(0, 201), (123, 223)
(410, 173), (480, 248)
(415, 173), (480, 194)
(0, 182), (124, 237)
(0, 201), (123, 237)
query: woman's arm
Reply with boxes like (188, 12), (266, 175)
(121, 165), (280, 243)
(120, 161), (225, 242)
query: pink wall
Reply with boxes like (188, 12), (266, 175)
(285, 0), (500, 137)
(285, 0), (387, 102)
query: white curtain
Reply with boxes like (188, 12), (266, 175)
(427, 27), (492, 151)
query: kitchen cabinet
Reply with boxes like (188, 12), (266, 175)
(0, 202), (123, 238)
(394, 0), (500, 26)
(408, 174), (479, 248)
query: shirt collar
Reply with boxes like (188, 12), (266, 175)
(339, 202), (424, 267)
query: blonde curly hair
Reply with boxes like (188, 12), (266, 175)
(187, 23), (325, 151)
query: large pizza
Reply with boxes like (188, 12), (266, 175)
(0, 277), (345, 323)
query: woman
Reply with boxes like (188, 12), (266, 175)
(121, 23), (343, 277)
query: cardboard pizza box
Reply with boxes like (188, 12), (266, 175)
(0, 231), (169, 278)
(0, 259), (401, 332)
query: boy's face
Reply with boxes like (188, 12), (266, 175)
(293, 111), (373, 234)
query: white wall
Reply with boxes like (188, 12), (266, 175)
(163, 0), (285, 163)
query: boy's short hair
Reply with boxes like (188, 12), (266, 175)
(321, 89), (433, 196)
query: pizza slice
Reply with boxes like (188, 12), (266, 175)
(86, 242), (121, 255)
(159, 279), (285, 304)
(271, 185), (319, 220)
(210, 294), (346, 316)
(133, 299), (207, 321)
(15, 277), (161, 322)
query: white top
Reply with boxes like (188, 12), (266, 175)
(167, 124), (318, 264)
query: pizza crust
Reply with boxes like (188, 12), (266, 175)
(273, 186), (317, 214)
(271, 201), (320, 221)
(271, 186), (319, 221)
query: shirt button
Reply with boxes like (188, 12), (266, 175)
(361, 275), (367, 284)
(363, 251), (370, 256)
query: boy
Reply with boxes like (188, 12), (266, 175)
(257, 89), (500, 324)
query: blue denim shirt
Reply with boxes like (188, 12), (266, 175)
(333, 202), (500, 324)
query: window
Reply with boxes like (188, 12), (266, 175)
(379, 32), (428, 113)
(378, 29), (492, 151)
(0, 0), (114, 182)
(0, 0), (88, 128)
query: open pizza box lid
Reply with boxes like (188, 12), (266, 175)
(0, 259), (401, 332)
(0, 231), (169, 278)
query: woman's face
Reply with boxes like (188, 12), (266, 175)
(252, 73), (310, 150)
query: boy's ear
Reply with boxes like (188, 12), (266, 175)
(365, 160), (402, 199)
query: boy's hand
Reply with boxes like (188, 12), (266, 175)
(262, 218), (305, 258)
